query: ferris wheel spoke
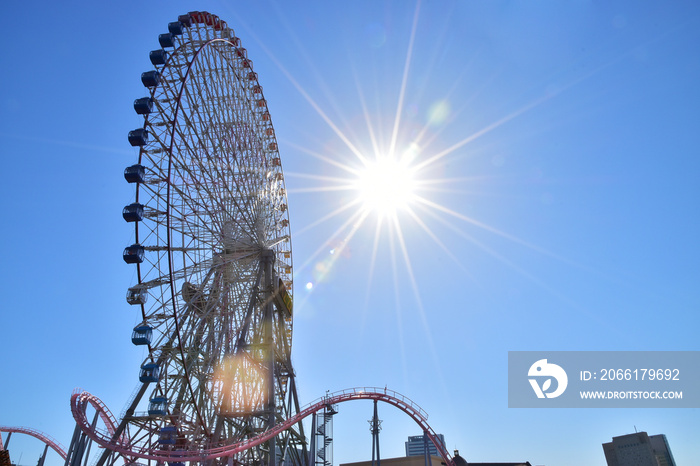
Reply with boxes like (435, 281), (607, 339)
(165, 142), (262, 238)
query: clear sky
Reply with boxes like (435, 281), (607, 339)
(1, 1), (699, 466)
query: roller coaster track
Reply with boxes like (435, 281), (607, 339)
(71, 387), (454, 465)
(0, 425), (68, 460)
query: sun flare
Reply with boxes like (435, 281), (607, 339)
(356, 157), (417, 216)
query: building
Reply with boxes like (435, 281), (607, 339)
(602, 432), (676, 466)
(453, 449), (532, 466)
(405, 434), (446, 457)
(466, 463), (532, 466)
(341, 451), (532, 466)
(341, 455), (446, 466)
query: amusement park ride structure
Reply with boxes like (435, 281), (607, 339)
(0, 12), (453, 466)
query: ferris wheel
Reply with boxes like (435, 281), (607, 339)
(116, 11), (301, 466)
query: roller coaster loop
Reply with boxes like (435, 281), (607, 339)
(70, 387), (454, 465)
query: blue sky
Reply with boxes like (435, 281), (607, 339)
(1, 1), (699, 465)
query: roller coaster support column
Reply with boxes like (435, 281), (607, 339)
(65, 407), (99, 466)
(263, 250), (276, 466)
(309, 413), (316, 465)
(37, 444), (49, 466)
(64, 423), (85, 466)
(370, 400), (381, 466)
(423, 431), (430, 466)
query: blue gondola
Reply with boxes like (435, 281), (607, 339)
(158, 426), (177, 444)
(141, 70), (160, 88)
(133, 97), (154, 115)
(149, 50), (167, 66)
(169, 450), (185, 466)
(126, 286), (148, 305)
(177, 14), (192, 27)
(158, 33), (174, 48)
(124, 164), (145, 183)
(148, 396), (167, 416)
(168, 21), (183, 35)
(128, 128), (148, 147)
(123, 244), (145, 264)
(131, 325), (152, 345)
(122, 203), (144, 222)
(140, 363), (160, 383)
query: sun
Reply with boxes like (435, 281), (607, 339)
(355, 157), (417, 217)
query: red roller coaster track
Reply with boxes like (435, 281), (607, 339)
(0, 425), (67, 460)
(70, 387), (454, 465)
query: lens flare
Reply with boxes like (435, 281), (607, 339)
(427, 100), (450, 126)
(213, 354), (267, 415)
